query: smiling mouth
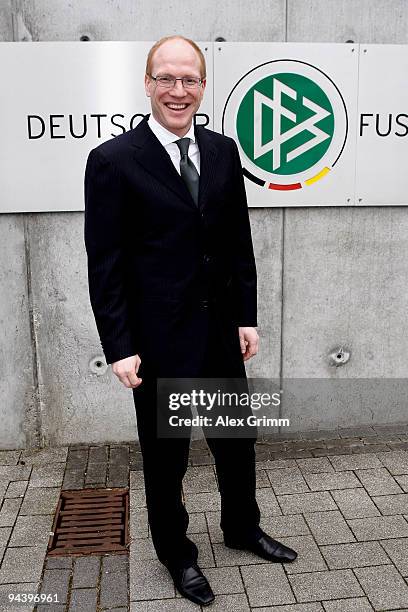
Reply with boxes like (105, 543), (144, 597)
(165, 103), (190, 112)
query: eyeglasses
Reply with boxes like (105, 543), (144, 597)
(149, 74), (204, 89)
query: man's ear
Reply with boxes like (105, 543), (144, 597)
(144, 73), (151, 97)
(200, 78), (207, 98)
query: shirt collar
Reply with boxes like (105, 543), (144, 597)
(148, 113), (196, 147)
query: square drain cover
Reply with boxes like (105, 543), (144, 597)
(47, 488), (129, 556)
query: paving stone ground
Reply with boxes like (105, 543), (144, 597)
(0, 424), (408, 610)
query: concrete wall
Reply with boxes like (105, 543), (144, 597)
(2, 0), (408, 449)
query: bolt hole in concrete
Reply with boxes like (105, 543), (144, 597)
(329, 347), (350, 366)
(89, 356), (108, 375)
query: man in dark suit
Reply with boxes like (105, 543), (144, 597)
(84, 35), (297, 607)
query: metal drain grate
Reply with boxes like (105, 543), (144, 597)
(47, 488), (129, 556)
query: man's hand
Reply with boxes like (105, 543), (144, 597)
(112, 354), (143, 389)
(238, 327), (259, 361)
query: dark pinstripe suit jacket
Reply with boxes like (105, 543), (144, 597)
(84, 114), (257, 377)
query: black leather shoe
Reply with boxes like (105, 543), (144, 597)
(168, 562), (215, 606)
(225, 531), (297, 563)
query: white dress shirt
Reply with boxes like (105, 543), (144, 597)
(147, 114), (200, 175)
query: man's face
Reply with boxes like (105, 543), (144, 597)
(144, 39), (206, 137)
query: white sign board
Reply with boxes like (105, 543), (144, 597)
(214, 42), (358, 206)
(0, 41), (407, 211)
(355, 45), (408, 206)
(0, 41), (213, 213)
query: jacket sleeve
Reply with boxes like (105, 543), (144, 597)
(84, 147), (138, 364)
(229, 139), (258, 327)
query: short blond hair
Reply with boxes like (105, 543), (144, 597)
(145, 35), (206, 79)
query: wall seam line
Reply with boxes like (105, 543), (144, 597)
(23, 215), (43, 449)
(13, 0), (42, 449)
(278, 208), (285, 431)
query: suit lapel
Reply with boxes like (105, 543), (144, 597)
(130, 115), (218, 211)
(131, 115), (195, 208)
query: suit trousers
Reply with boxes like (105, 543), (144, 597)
(132, 305), (261, 569)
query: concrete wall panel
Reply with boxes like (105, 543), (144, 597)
(0, 215), (36, 449)
(28, 213), (137, 446)
(247, 209), (283, 379)
(281, 207), (408, 429)
(282, 0), (408, 432)
(287, 0), (408, 43)
(18, 0), (285, 42)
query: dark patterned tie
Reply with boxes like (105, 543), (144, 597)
(175, 138), (199, 206)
